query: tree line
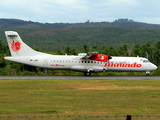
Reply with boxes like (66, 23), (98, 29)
(0, 40), (159, 76)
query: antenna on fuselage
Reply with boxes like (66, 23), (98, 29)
(146, 52), (148, 59)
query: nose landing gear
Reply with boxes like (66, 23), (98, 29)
(146, 71), (150, 76)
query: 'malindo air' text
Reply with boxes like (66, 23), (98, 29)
(104, 62), (142, 68)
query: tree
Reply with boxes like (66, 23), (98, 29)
(90, 45), (98, 52)
(132, 44), (140, 56)
(140, 43), (152, 58)
(83, 45), (89, 53)
(117, 44), (129, 56)
(152, 41), (160, 65)
(64, 46), (72, 55)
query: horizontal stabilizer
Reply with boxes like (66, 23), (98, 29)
(6, 31), (18, 36)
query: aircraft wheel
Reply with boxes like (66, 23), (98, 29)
(84, 72), (91, 76)
(146, 73), (150, 76)
(146, 71), (150, 76)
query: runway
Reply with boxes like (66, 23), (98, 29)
(0, 76), (159, 80)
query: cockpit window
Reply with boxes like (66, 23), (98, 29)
(143, 60), (150, 63)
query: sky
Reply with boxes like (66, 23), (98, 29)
(0, 0), (160, 24)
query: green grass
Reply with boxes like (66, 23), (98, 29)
(0, 79), (160, 120)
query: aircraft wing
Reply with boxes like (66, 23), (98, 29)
(79, 52), (98, 59)
(78, 52), (112, 62)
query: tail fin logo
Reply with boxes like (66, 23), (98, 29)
(11, 41), (21, 52)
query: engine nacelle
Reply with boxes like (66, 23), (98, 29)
(90, 53), (112, 62)
(92, 67), (107, 73)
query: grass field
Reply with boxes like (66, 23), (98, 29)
(0, 79), (160, 120)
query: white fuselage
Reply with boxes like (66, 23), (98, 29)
(5, 54), (157, 73)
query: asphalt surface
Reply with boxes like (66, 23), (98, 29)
(0, 76), (159, 80)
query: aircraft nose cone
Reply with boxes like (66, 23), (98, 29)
(154, 65), (158, 70)
(152, 64), (158, 70)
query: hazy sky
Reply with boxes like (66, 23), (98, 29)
(0, 0), (160, 24)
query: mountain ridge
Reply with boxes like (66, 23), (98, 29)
(1, 18), (160, 29)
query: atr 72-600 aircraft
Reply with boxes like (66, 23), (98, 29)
(4, 31), (157, 76)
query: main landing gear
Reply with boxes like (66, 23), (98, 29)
(84, 72), (91, 76)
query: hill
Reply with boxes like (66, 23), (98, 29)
(0, 18), (160, 52)
(1, 18), (160, 29)
(0, 19), (72, 28)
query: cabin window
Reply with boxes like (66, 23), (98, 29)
(143, 60), (150, 63)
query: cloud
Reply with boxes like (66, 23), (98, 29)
(0, 0), (160, 24)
